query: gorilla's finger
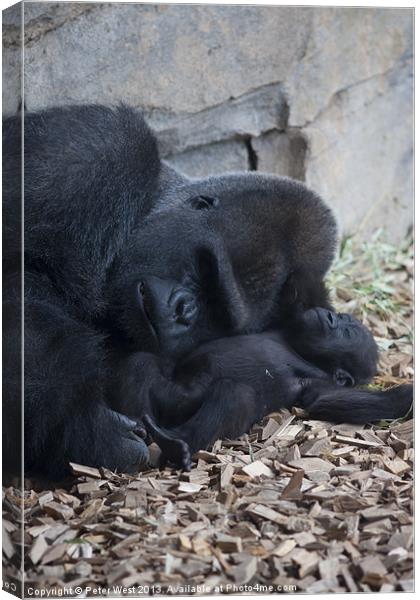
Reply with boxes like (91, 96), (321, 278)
(143, 414), (192, 469)
(126, 431), (146, 443)
(133, 424), (148, 439)
(117, 437), (149, 473)
(108, 409), (138, 431)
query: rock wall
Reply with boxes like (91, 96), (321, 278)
(3, 2), (413, 241)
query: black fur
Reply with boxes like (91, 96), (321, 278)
(2, 104), (410, 477)
(141, 308), (412, 467)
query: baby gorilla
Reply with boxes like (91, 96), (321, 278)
(143, 308), (412, 468)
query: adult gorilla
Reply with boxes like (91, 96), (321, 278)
(2, 104), (365, 477)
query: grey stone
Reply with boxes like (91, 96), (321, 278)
(21, 3), (309, 114)
(1, 3), (413, 241)
(165, 139), (249, 178)
(2, 1), (21, 26)
(286, 8), (413, 128)
(252, 130), (307, 181)
(2, 2), (22, 115)
(150, 83), (288, 156)
(283, 7), (413, 242)
(304, 57), (413, 242)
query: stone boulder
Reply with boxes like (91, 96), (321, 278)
(2, 2), (413, 241)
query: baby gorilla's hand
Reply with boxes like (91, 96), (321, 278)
(297, 379), (332, 409)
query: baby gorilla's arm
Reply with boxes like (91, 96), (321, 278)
(142, 332), (332, 466)
(144, 376), (307, 468)
(147, 376), (413, 468)
(144, 380), (261, 468)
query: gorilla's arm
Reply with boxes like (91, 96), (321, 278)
(3, 106), (164, 478)
(20, 276), (148, 479)
(107, 350), (211, 428)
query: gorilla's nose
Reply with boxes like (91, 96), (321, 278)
(138, 276), (198, 332)
(171, 290), (198, 326)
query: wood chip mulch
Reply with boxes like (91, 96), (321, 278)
(3, 412), (413, 595)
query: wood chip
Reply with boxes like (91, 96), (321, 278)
(333, 435), (382, 448)
(38, 491), (54, 507)
(288, 457), (334, 473)
(191, 537), (212, 557)
(359, 556), (388, 586)
(215, 534), (243, 553)
(43, 501), (74, 521)
(382, 456), (411, 475)
(180, 469), (210, 486)
(231, 556), (258, 584)
(77, 481), (102, 494)
(246, 503), (288, 525)
(341, 564), (359, 592)
(300, 437), (331, 456)
(178, 534), (192, 552)
(69, 462), (102, 478)
(220, 463), (234, 488)
(272, 539), (296, 557)
(360, 506), (396, 521)
(371, 468), (403, 481)
(178, 482), (202, 494)
(242, 460), (274, 479)
(2, 526), (15, 559)
(41, 543), (68, 565)
(281, 470), (304, 499)
(29, 535), (49, 565)
(261, 417), (282, 440)
(291, 548), (319, 577)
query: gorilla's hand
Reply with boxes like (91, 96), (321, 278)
(143, 414), (192, 470)
(109, 351), (176, 419)
(97, 409), (149, 472)
(61, 406), (149, 475)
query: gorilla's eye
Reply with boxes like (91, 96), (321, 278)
(189, 195), (219, 210)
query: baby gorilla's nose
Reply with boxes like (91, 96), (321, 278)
(325, 310), (338, 329)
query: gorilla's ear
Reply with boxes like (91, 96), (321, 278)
(334, 369), (355, 387)
(189, 195), (219, 210)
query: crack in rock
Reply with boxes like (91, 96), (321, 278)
(3, 4), (99, 48)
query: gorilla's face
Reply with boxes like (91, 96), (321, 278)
(288, 307), (378, 384)
(110, 173), (337, 358)
(111, 211), (284, 358)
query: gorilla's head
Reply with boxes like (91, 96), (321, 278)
(110, 172), (337, 358)
(287, 306), (379, 385)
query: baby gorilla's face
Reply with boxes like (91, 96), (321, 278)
(291, 307), (378, 384)
(299, 307), (363, 337)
